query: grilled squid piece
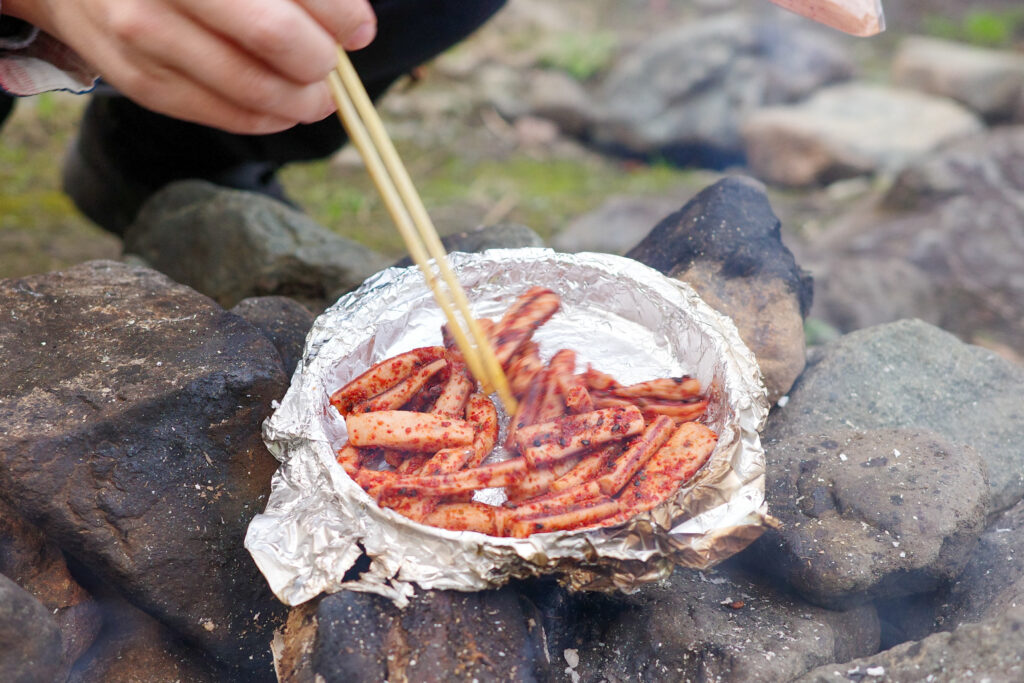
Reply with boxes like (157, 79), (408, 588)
(515, 406), (645, 467)
(610, 376), (701, 401)
(345, 411), (474, 452)
(423, 502), (511, 536)
(351, 359), (448, 413)
(330, 346), (445, 415)
(490, 286), (561, 365)
(508, 498), (621, 538)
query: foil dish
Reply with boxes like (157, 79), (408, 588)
(246, 248), (770, 606)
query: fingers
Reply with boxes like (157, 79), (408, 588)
(175, 0), (337, 83)
(112, 3), (335, 125)
(295, 0), (377, 50)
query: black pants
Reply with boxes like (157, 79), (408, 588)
(7, 0), (504, 183)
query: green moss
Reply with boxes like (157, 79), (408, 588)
(283, 147), (704, 258)
(536, 31), (620, 82)
(922, 8), (1024, 47)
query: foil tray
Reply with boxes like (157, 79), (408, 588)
(246, 248), (770, 606)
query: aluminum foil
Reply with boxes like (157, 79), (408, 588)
(245, 248), (770, 606)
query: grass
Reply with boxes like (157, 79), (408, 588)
(0, 94), (121, 280)
(922, 8), (1024, 47)
(282, 145), (702, 258)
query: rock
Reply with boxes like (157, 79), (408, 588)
(883, 125), (1024, 211)
(278, 588), (548, 682)
(231, 296), (315, 378)
(811, 255), (944, 333)
(892, 36), (1024, 122)
(522, 68), (595, 136)
(794, 606), (1024, 683)
(0, 497), (103, 675)
(810, 127), (1024, 350)
(124, 179), (389, 309)
(591, 14), (852, 166)
(627, 177), (812, 403)
(766, 320), (1024, 513)
(0, 573), (63, 683)
(566, 565), (879, 682)
(68, 588), (223, 683)
(939, 497), (1024, 628)
(0, 261), (288, 677)
(742, 82), (983, 186)
(746, 428), (988, 609)
(552, 195), (681, 254)
(392, 222), (545, 269)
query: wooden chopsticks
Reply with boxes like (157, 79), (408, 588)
(327, 48), (518, 413)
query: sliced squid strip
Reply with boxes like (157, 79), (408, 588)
(508, 498), (620, 538)
(490, 287), (561, 365)
(611, 376), (701, 401)
(351, 359), (448, 414)
(346, 411), (474, 452)
(515, 406), (644, 468)
(595, 416), (676, 496)
(330, 346), (445, 415)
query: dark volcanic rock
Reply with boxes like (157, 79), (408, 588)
(766, 320), (1024, 514)
(231, 296), (314, 378)
(565, 565), (879, 682)
(627, 177), (812, 403)
(124, 179), (388, 309)
(939, 497), (1024, 629)
(68, 588), (222, 683)
(0, 497), (102, 676)
(0, 573), (63, 683)
(794, 606), (1024, 683)
(0, 261), (288, 677)
(747, 429), (988, 609)
(279, 588), (547, 682)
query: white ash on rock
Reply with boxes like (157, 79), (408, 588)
(123, 179), (388, 310)
(0, 260), (290, 679)
(627, 176), (812, 404)
(793, 606), (1024, 683)
(765, 319), (1024, 514)
(744, 428), (988, 610)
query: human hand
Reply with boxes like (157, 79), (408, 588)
(5, 0), (376, 133)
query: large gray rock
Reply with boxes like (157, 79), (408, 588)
(766, 320), (1024, 513)
(627, 177), (812, 403)
(810, 127), (1024, 350)
(747, 428), (988, 609)
(0, 261), (288, 677)
(939, 497), (1024, 629)
(278, 588), (548, 682)
(892, 35), (1024, 122)
(0, 498), (102, 677)
(742, 83), (983, 186)
(591, 14), (852, 166)
(812, 255), (944, 333)
(124, 180), (388, 309)
(794, 606), (1024, 683)
(568, 565), (879, 682)
(0, 573), (63, 683)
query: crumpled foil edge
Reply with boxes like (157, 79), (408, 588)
(246, 248), (770, 607)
